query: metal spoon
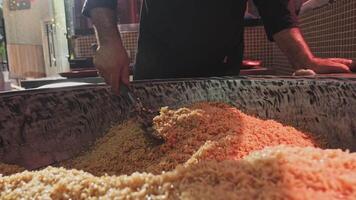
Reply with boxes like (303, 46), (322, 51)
(119, 84), (164, 144)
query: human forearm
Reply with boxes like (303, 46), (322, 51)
(89, 8), (130, 93)
(273, 28), (314, 69)
(273, 27), (351, 74)
(90, 8), (123, 46)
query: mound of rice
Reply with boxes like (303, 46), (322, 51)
(1, 146), (355, 199)
(61, 102), (319, 176)
(3, 102), (348, 199)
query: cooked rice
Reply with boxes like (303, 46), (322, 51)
(60, 120), (156, 176)
(1, 146), (355, 199)
(154, 102), (319, 164)
(62, 102), (319, 176)
(2, 102), (350, 199)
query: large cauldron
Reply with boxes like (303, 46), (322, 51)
(0, 77), (355, 169)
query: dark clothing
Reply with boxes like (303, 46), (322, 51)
(83, 0), (298, 80)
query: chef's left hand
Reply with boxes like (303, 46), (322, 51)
(307, 57), (351, 74)
(327, 58), (355, 72)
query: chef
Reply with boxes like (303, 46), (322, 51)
(83, 0), (353, 94)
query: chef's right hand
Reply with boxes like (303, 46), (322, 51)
(94, 42), (130, 95)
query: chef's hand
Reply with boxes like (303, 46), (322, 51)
(274, 28), (353, 74)
(90, 7), (130, 95)
(307, 57), (351, 74)
(326, 58), (355, 72)
(94, 42), (130, 95)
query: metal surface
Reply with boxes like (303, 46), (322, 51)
(0, 76), (355, 169)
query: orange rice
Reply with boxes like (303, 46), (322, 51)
(61, 102), (319, 176)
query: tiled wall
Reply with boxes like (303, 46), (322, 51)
(244, 26), (274, 68)
(74, 31), (138, 64)
(74, 35), (96, 58)
(272, 0), (356, 75)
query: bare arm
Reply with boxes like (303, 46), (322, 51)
(273, 28), (351, 74)
(91, 8), (121, 46)
(90, 8), (130, 94)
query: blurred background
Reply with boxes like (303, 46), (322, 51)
(0, 0), (355, 90)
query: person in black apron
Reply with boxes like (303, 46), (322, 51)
(83, 0), (353, 94)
